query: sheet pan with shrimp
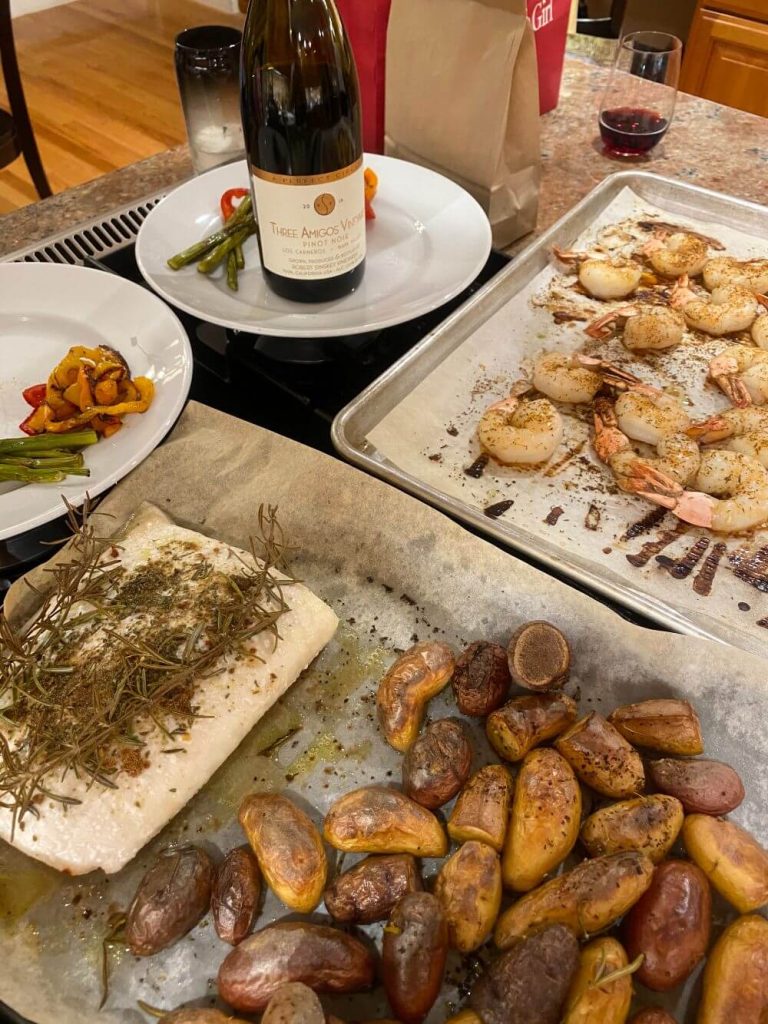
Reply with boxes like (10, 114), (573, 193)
(359, 183), (768, 655)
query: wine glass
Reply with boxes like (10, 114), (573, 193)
(598, 31), (682, 159)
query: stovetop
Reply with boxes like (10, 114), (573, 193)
(0, 244), (509, 591)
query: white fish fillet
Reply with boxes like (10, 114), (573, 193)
(0, 506), (338, 875)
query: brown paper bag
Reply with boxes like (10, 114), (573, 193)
(385, 0), (541, 247)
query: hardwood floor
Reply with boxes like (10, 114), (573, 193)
(0, 0), (243, 213)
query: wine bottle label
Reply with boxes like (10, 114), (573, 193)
(251, 158), (366, 281)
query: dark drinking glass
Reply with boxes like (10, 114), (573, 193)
(599, 31), (682, 158)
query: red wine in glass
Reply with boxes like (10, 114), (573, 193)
(599, 106), (669, 157)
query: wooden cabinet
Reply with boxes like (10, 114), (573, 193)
(681, 0), (768, 117)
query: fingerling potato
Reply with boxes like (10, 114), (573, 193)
(239, 794), (326, 913)
(211, 845), (261, 945)
(402, 718), (472, 809)
(486, 693), (578, 762)
(452, 640), (510, 716)
(448, 764), (513, 852)
(683, 814), (768, 912)
(323, 786), (448, 857)
(507, 619), (571, 691)
(377, 641), (455, 751)
(261, 983), (325, 1024)
(502, 747), (581, 892)
(323, 852), (421, 924)
(382, 892), (448, 1024)
(555, 713), (645, 798)
(580, 795), (683, 864)
(563, 937), (633, 1024)
(608, 699), (703, 755)
(623, 859), (711, 991)
(469, 924), (579, 1024)
(648, 757), (745, 816)
(697, 915), (768, 1023)
(434, 841), (502, 953)
(494, 851), (655, 947)
(159, 1010), (249, 1024)
(217, 921), (375, 1011)
(628, 1011), (677, 1024)
(446, 1014), (483, 1024)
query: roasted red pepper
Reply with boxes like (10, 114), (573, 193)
(22, 383), (47, 408)
(220, 188), (249, 222)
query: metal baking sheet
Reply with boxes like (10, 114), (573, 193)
(2, 402), (768, 1024)
(332, 171), (768, 656)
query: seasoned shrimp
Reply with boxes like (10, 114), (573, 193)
(709, 346), (768, 406)
(614, 389), (690, 446)
(532, 352), (603, 404)
(688, 406), (768, 467)
(636, 449), (768, 532)
(671, 275), (758, 336)
(642, 231), (709, 277)
(553, 247), (642, 300)
(703, 256), (768, 295)
(593, 397), (700, 495)
(585, 304), (685, 350)
(477, 392), (563, 465)
(752, 313), (768, 350)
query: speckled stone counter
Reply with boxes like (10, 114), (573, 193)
(1, 54), (766, 261)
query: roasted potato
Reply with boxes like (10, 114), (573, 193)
(382, 892), (448, 1024)
(682, 814), (768, 912)
(486, 693), (578, 762)
(261, 983), (325, 1024)
(217, 921), (375, 1011)
(445, 1014), (483, 1024)
(697, 914), (768, 1023)
(502, 747), (581, 892)
(555, 713), (645, 798)
(377, 641), (455, 751)
(125, 845), (214, 956)
(562, 937), (632, 1024)
(623, 859), (711, 991)
(323, 853), (421, 924)
(648, 757), (745, 815)
(628, 1010), (677, 1024)
(402, 718), (472, 809)
(608, 699), (703, 755)
(507, 620), (571, 691)
(159, 1011), (249, 1024)
(452, 640), (511, 716)
(579, 794), (683, 864)
(323, 786), (448, 857)
(494, 851), (655, 948)
(448, 764), (513, 852)
(469, 924), (579, 1024)
(434, 841), (502, 953)
(239, 793), (326, 914)
(211, 845), (261, 945)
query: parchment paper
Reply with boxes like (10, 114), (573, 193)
(2, 401), (768, 1024)
(367, 185), (768, 656)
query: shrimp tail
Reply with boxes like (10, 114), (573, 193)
(687, 415), (731, 442)
(670, 274), (695, 308)
(552, 245), (583, 265)
(712, 373), (753, 408)
(757, 294), (768, 311)
(592, 397), (631, 463)
(574, 354), (650, 393)
(584, 305), (636, 340)
(640, 489), (715, 527)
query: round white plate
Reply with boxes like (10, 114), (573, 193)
(0, 263), (192, 542)
(135, 154), (492, 338)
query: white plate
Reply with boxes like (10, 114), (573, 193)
(0, 263), (192, 542)
(135, 154), (493, 338)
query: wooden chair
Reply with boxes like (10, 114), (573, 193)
(0, 0), (51, 198)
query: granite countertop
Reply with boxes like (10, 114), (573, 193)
(1, 53), (766, 260)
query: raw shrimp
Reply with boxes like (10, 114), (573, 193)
(532, 352), (603, 404)
(709, 346), (768, 406)
(593, 397), (700, 495)
(643, 231), (709, 277)
(671, 275), (758, 336)
(477, 392), (563, 465)
(702, 256), (768, 295)
(553, 247), (642, 300)
(585, 304), (685, 350)
(614, 389), (691, 445)
(635, 449), (768, 532)
(688, 406), (768, 467)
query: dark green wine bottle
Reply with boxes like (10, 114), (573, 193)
(240, 0), (366, 303)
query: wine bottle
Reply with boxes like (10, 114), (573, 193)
(241, 0), (366, 303)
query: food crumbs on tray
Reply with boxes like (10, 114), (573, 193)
(738, 602), (751, 611)
(484, 500), (515, 519)
(584, 503), (601, 531)
(544, 505), (564, 526)
(465, 453), (489, 478)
